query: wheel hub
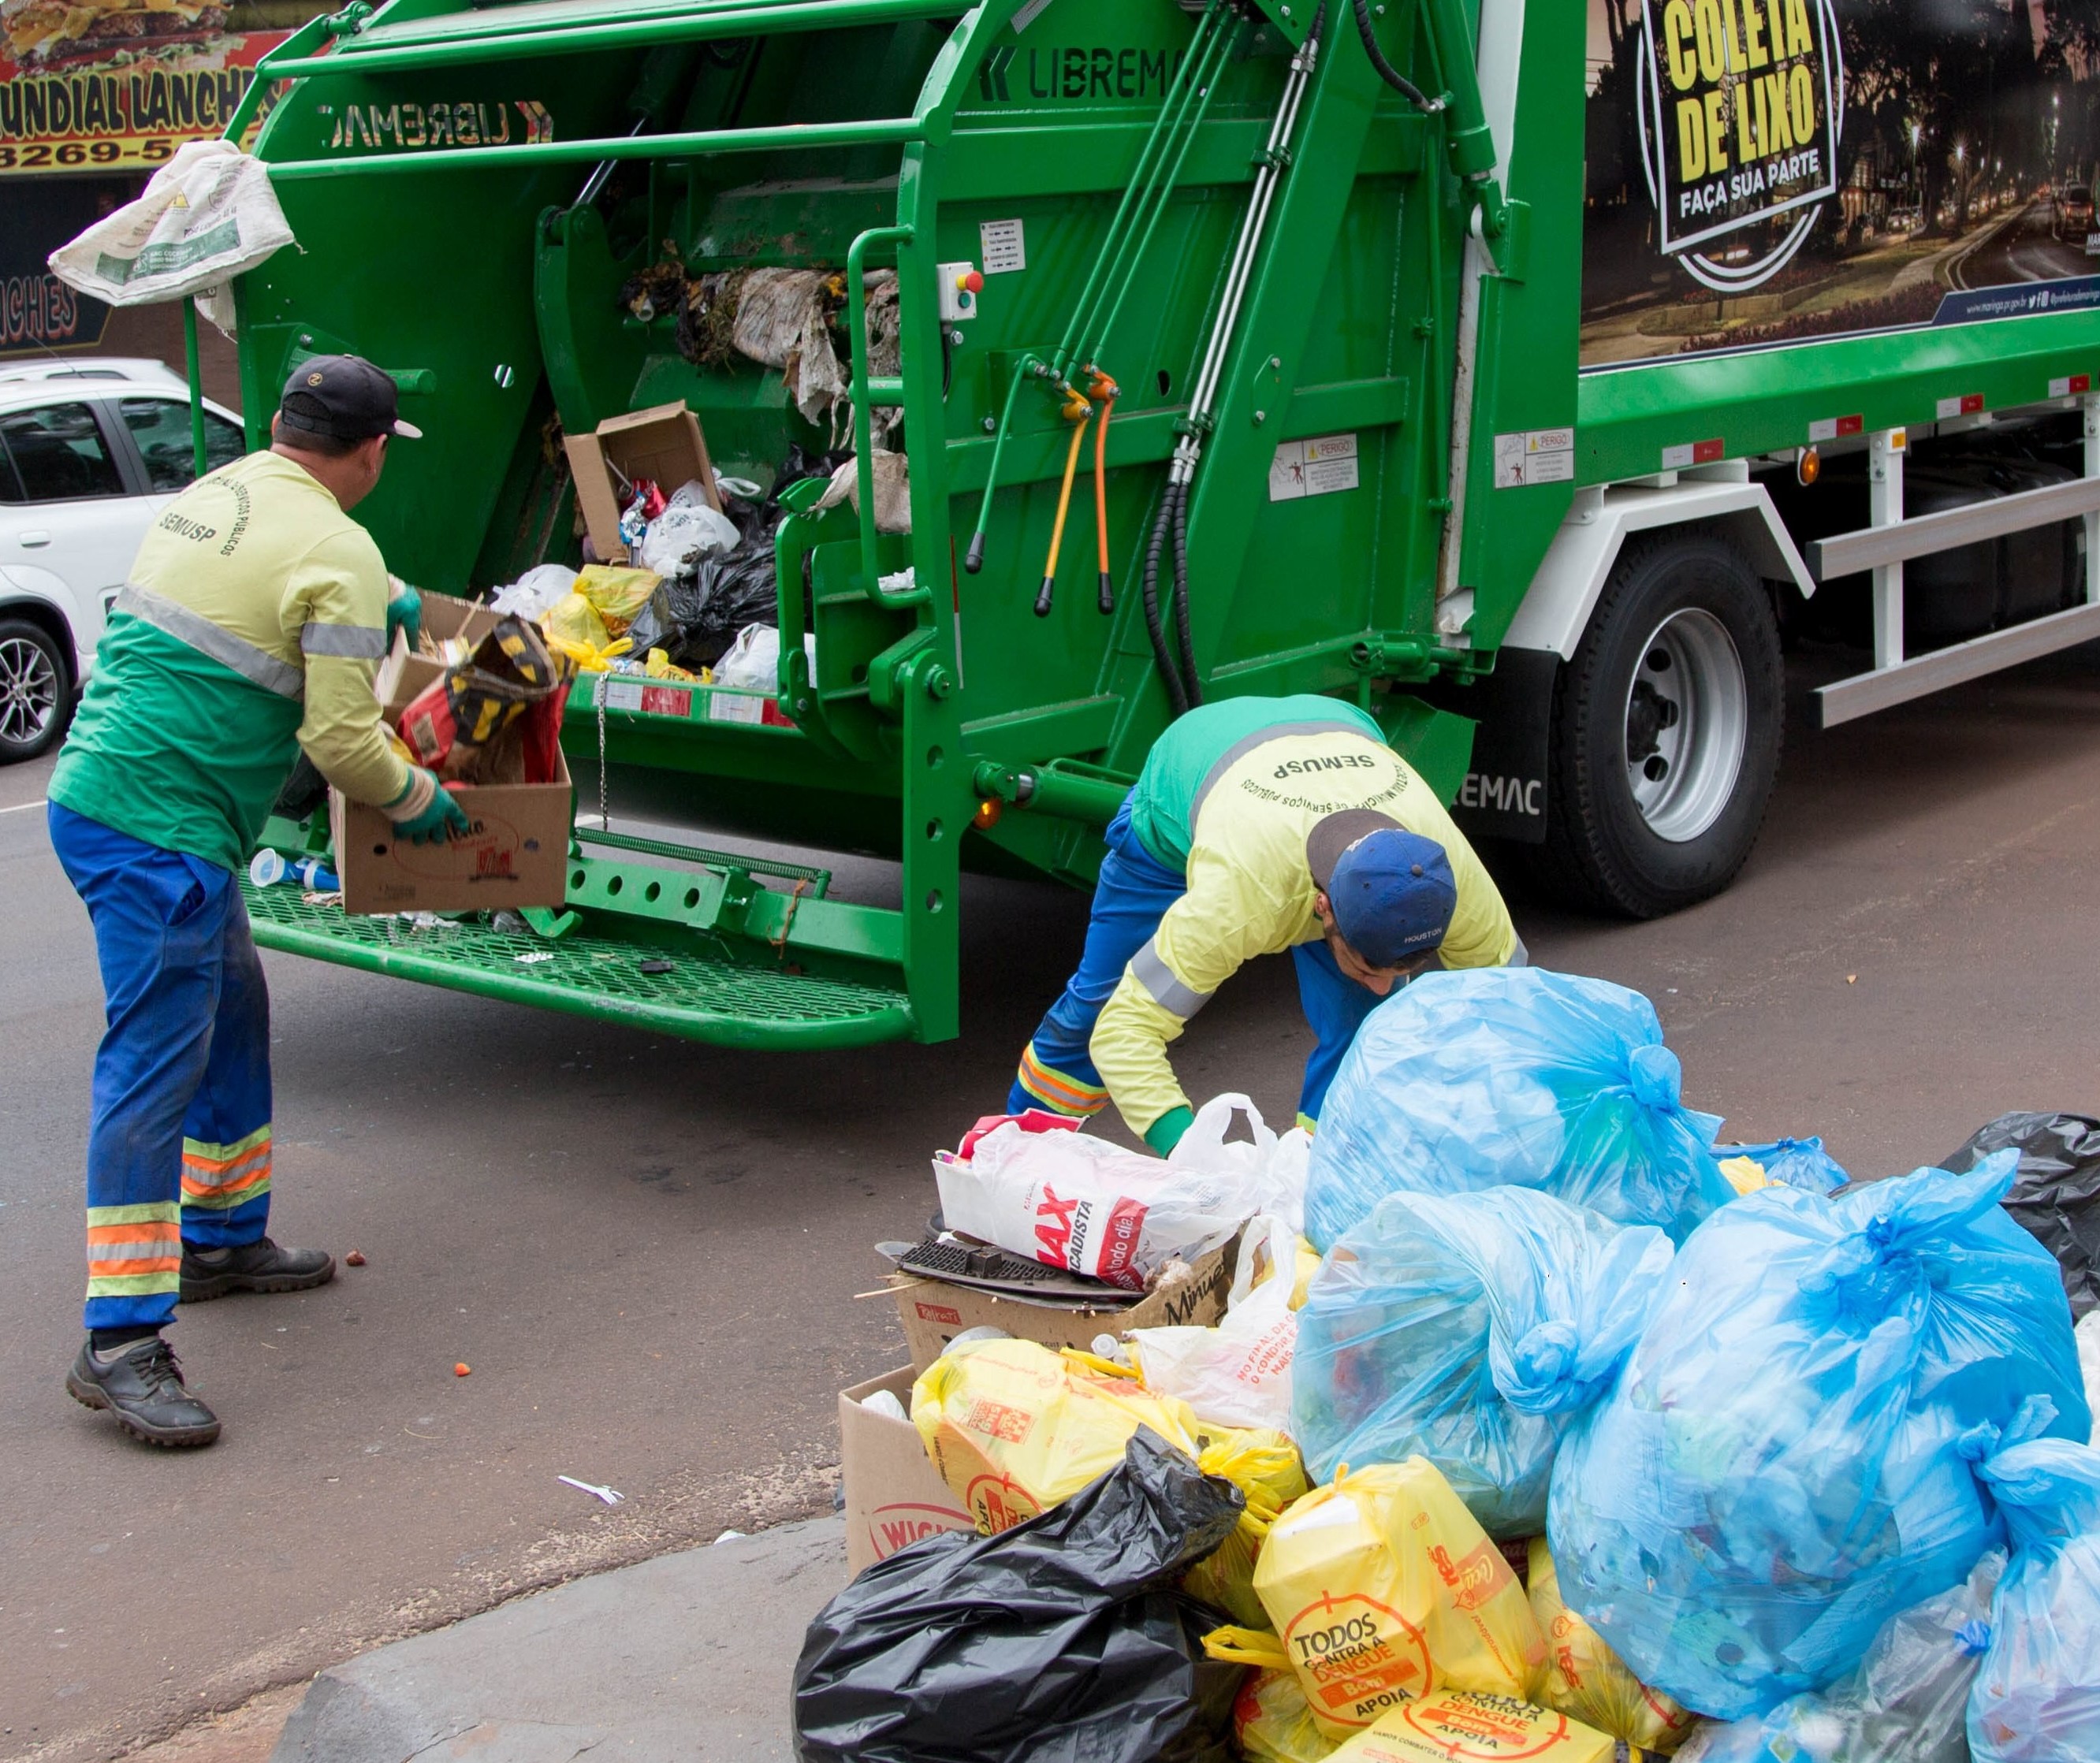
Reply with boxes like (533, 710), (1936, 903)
(1622, 609), (1748, 844)
(0, 635), (58, 747)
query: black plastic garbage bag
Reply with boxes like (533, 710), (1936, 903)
(791, 1430), (1246, 1763)
(629, 444), (851, 667)
(1945, 1112), (2100, 1318)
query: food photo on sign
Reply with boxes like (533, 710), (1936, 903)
(0, 0), (303, 177)
(1583, 0), (2100, 367)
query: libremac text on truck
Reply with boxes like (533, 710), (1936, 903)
(222, 0), (2100, 1047)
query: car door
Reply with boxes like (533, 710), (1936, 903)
(0, 399), (147, 651)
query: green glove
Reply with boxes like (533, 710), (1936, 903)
(387, 768), (471, 846)
(1144, 1105), (1194, 1156)
(385, 578), (423, 653)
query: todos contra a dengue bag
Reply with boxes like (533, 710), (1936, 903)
(1213, 1457), (1546, 1743)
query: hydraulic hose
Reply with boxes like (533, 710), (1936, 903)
(1141, 479), (1190, 718)
(1171, 476), (1199, 706)
(1351, 0), (1441, 113)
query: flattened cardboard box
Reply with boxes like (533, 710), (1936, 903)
(840, 1366), (973, 1577)
(563, 402), (722, 565)
(892, 1240), (1233, 1374)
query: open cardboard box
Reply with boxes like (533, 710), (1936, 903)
(563, 402), (721, 564)
(330, 594), (573, 915)
(839, 1366), (974, 1577)
(891, 1239), (1235, 1374)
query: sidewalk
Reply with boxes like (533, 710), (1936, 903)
(266, 1519), (846, 1763)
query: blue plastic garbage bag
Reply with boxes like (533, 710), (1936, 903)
(1683, 1551), (2001, 1763)
(1967, 1419), (2100, 1763)
(1303, 967), (1732, 1253)
(1549, 1155), (2091, 1723)
(1291, 1185), (1674, 1535)
(1718, 1136), (1850, 1196)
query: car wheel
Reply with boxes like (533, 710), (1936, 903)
(0, 618), (73, 763)
(1526, 530), (1784, 918)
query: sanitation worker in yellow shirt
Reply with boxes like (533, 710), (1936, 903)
(47, 355), (469, 1450)
(1011, 695), (1522, 1152)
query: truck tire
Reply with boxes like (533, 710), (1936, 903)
(1530, 530), (1782, 918)
(0, 617), (71, 764)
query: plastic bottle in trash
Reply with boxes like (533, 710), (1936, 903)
(248, 849), (340, 892)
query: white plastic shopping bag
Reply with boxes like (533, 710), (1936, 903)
(933, 1111), (1256, 1290)
(47, 140), (295, 335)
(1130, 1214), (1300, 1433)
(1170, 1093), (1313, 1234)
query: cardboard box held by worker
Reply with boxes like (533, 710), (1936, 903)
(892, 1239), (1234, 1374)
(839, 1367), (974, 1576)
(331, 592), (573, 915)
(563, 403), (721, 564)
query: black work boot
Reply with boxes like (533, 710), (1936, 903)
(180, 1237), (336, 1302)
(66, 1335), (220, 1448)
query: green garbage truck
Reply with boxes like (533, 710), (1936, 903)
(228, 0), (2100, 1048)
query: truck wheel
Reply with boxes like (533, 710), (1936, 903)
(1532, 530), (1782, 918)
(0, 618), (71, 764)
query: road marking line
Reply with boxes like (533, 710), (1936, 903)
(0, 798), (47, 815)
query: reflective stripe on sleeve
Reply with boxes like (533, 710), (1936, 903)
(114, 583), (304, 699)
(300, 621), (387, 660)
(1129, 937), (1212, 1021)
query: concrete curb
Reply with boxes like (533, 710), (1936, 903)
(270, 1518), (846, 1763)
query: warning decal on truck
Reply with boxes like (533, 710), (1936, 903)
(1492, 429), (1575, 489)
(1269, 434), (1360, 501)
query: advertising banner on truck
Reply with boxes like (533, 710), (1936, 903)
(0, 4), (289, 177)
(1585, 0), (2100, 368)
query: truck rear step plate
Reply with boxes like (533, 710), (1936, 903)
(243, 881), (914, 1050)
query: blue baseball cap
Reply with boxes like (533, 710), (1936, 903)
(1308, 812), (1457, 969)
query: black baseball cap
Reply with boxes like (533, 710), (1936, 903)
(277, 354), (422, 442)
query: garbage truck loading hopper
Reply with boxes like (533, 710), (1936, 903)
(225, 0), (1585, 1047)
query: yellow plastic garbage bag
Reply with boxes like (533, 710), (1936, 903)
(911, 1337), (1207, 1533)
(1526, 1539), (1695, 1753)
(1246, 1458), (1547, 1739)
(1235, 1668), (1339, 1763)
(1718, 1155), (1772, 1196)
(1324, 1690), (1614, 1763)
(573, 563), (661, 635)
(543, 591), (612, 653)
(1180, 1426), (1308, 1628)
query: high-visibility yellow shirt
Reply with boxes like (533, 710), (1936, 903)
(50, 451), (411, 872)
(1092, 699), (1515, 1139)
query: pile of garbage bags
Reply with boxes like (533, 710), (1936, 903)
(796, 966), (2100, 1763)
(486, 444), (849, 685)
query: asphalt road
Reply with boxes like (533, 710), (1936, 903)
(1951, 196), (2094, 288)
(8, 649), (2100, 1761)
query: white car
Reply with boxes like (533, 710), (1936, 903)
(0, 358), (244, 762)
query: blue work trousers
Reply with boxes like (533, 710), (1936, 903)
(50, 804), (274, 1333)
(1010, 803), (1384, 1127)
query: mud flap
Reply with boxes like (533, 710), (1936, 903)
(1442, 646), (1557, 844)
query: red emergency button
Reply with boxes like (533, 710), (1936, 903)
(956, 269), (985, 294)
